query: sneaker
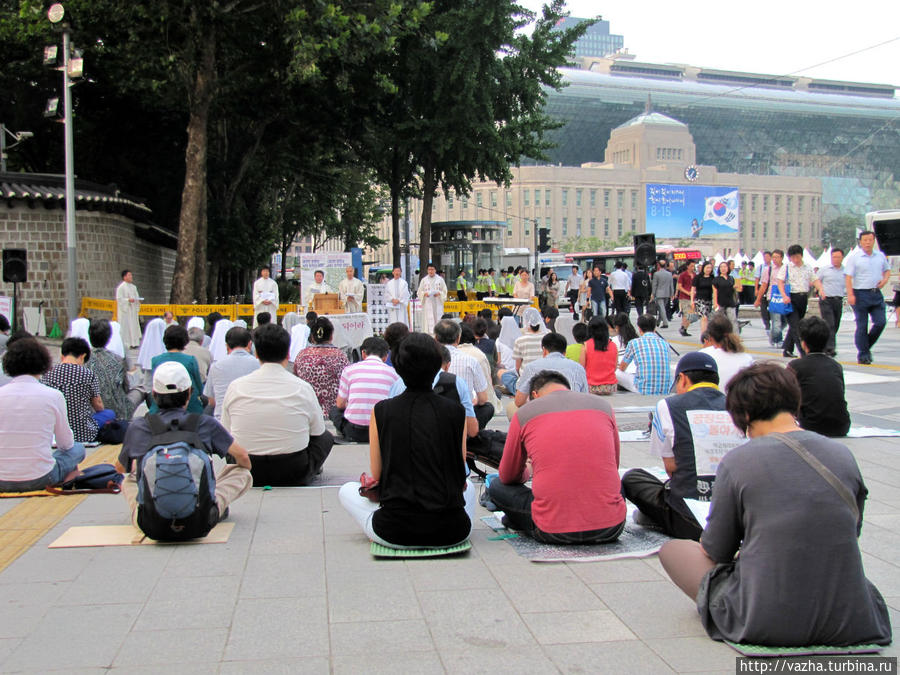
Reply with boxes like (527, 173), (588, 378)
(782, 350), (796, 358)
(679, 327), (689, 337)
(858, 356), (873, 365)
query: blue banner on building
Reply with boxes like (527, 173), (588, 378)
(645, 184), (740, 239)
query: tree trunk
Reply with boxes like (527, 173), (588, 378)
(418, 159), (436, 279)
(170, 20), (216, 304)
(207, 257), (220, 303)
(194, 182), (208, 301)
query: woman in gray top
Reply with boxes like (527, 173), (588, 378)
(658, 363), (891, 647)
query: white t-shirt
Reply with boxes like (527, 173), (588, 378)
(699, 346), (754, 392)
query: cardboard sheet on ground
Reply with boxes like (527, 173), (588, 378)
(481, 506), (671, 563)
(48, 522), (234, 548)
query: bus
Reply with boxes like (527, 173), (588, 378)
(564, 246), (703, 273)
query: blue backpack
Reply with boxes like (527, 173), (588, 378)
(137, 414), (218, 541)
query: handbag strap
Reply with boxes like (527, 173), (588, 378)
(772, 432), (859, 521)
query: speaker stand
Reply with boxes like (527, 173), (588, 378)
(11, 281), (17, 333)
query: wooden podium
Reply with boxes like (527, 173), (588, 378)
(311, 293), (343, 314)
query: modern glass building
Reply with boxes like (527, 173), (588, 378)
(536, 61), (900, 222)
(553, 17), (624, 59)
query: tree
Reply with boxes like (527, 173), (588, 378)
(823, 214), (860, 252)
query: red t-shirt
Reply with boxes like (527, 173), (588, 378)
(499, 390), (625, 533)
(677, 271), (694, 299)
(583, 339), (618, 386)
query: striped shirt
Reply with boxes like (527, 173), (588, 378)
(446, 345), (488, 394)
(337, 356), (399, 426)
(621, 332), (671, 396)
(512, 333), (545, 369)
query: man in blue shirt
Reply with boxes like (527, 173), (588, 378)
(844, 231), (891, 364)
(617, 314), (671, 395)
(816, 248), (846, 356)
(513, 332), (588, 408)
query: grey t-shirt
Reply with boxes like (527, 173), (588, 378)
(698, 431), (891, 646)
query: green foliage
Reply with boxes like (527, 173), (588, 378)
(823, 214), (861, 252)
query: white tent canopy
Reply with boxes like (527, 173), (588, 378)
(803, 248), (818, 267)
(752, 250), (765, 266)
(816, 246), (833, 268)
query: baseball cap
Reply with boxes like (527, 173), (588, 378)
(152, 361), (192, 394)
(674, 352), (718, 378)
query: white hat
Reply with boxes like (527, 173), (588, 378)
(152, 361), (192, 394)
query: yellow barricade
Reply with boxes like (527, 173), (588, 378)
(79, 297), (117, 319)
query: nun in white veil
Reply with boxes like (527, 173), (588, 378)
(209, 319), (234, 363)
(289, 323), (311, 362)
(186, 316), (211, 348)
(136, 318), (166, 371)
(106, 321), (126, 359)
(68, 317), (90, 342)
(232, 319), (248, 329)
(521, 307), (549, 335)
(497, 315), (520, 352)
(282, 311), (301, 333)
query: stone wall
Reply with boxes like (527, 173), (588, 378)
(0, 204), (175, 329)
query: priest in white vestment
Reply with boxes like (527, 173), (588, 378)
(338, 266), (365, 314)
(417, 263), (447, 334)
(385, 266), (410, 326)
(116, 270), (142, 348)
(303, 269), (335, 309)
(252, 266), (279, 327)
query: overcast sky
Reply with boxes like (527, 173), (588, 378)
(519, 0), (900, 87)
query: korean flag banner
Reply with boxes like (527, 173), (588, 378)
(703, 190), (739, 230)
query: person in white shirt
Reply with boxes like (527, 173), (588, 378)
(434, 319), (493, 430)
(417, 263), (447, 333)
(115, 270), (142, 349)
(203, 326), (260, 419)
(303, 269), (335, 309)
(338, 266), (365, 314)
(385, 266), (410, 326)
(608, 262), (631, 315)
(699, 315), (753, 392)
(252, 266), (280, 327)
(222, 324), (333, 486)
(565, 266), (584, 319)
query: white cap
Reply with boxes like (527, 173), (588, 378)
(152, 361), (192, 394)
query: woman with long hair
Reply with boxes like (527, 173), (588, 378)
(691, 260), (715, 334)
(699, 314), (753, 392)
(712, 261), (739, 329)
(579, 317), (617, 395)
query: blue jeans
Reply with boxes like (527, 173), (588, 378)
(852, 289), (886, 361)
(769, 313), (787, 345)
(591, 298), (606, 318)
(0, 443), (86, 492)
(500, 370), (518, 396)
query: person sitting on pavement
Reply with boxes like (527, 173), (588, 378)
(338, 332), (475, 549)
(511, 332), (588, 412)
(434, 319), (494, 430)
(0, 337), (86, 491)
(42, 337), (115, 443)
(148, 325), (205, 414)
(657, 363), (892, 648)
(566, 322), (589, 363)
(382, 321), (409, 368)
(579, 316), (618, 396)
(786, 316), (851, 438)
(622, 352), (742, 541)
(293, 316), (348, 416)
(85, 319), (138, 421)
(698, 315), (753, 393)
(457, 323), (500, 412)
(185, 327), (213, 383)
(329, 337), (398, 442)
(204, 326), (260, 420)
(221, 324), (333, 486)
(116, 361), (252, 524)
(487, 370), (626, 544)
(496, 307), (547, 396)
(617, 314), (671, 395)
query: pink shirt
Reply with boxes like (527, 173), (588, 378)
(337, 356), (399, 426)
(0, 375), (75, 481)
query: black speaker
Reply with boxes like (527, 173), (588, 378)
(633, 233), (656, 268)
(871, 214), (900, 256)
(2, 249), (27, 283)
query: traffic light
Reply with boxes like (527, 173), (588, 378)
(538, 227), (551, 253)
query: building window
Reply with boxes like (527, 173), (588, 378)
(763, 222), (768, 238)
(631, 218), (636, 231)
(763, 195), (769, 211)
(523, 189), (530, 206)
(751, 223), (757, 238)
(604, 217), (609, 236)
(678, 149), (683, 160)
(562, 189), (568, 207)
(476, 192), (483, 208)
(617, 217), (623, 235)
(576, 189), (582, 207)
(798, 196), (804, 212)
(617, 190), (624, 211)
(590, 217), (596, 235)
(461, 195), (468, 210)
(506, 191), (512, 208)
(525, 225), (530, 236)
(534, 188), (541, 206)
(775, 222), (780, 238)
(545, 191), (550, 207)
(798, 222), (803, 238)
(506, 219), (512, 236)
(751, 194), (757, 212)
(576, 217), (582, 236)
(631, 190), (637, 209)
(545, 217), (551, 229)
(604, 189), (610, 207)
(448, 193), (454, 209)
(562, 217), (568, 236)
(786, 222), (791, 238)
(786, 195), (792, 212)
(590, 189), (597, 207)
(775, 195), (781, 211)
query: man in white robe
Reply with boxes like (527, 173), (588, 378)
(417, 263), (447, 334)
(116, 270), (142, 348)
(385, 266), (410, 326)
(253, 266), (279, 327)
(338, 266), (365, 314)
(303, 270), (335, 309)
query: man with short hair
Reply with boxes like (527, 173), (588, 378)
(677, 261), (696, 336)
(434, 319), (494, 429)
(339, 266), (365, 314)
(148, 325), (205, 414)
(185, 327), (212, 382)
(586, 266), (610, 319)
(617, 314), (671, 395)
(385, 266), (410, 326)
(304, 269), (334, 309)
(845, 230), (891, 364)
(759, 249), (788, 348)
(117, 361), (252, 523)
(650, 259), (673, 328)
(418, 263), (447, 333)
(329, 336), (398, 442)
(565, 266), (584, 320)
(631, 265), (651, 318)
(487, 370), (626, 544)
(609, 262), (630, 315)
(253, 265), (279, 327)
(513, 332), (588, 409)
(776, 244), (824, 358)
(817, 248), (846, 356)
(204, 326), (260, 420)
(455, 269), (468, 302)
(622, 352), (742, 540)
(115, 270), (141, 349)
(222, 324), (333, 485)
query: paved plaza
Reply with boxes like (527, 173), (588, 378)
(0, 310), (898, 673)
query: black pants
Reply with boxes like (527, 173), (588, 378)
(612, 290), (628, 315)
(783, 292), (809, 355)
(487, 480), (625, 544)
(633, 297), (648, 317)
(328, 406), (370, 442)
(759, 296), (770, 330)
(456, 290), (467, 302)
(621, 469), (703, 541)
(474, 402), (495, 431)
(819, 296), (843, 355)
(567, 290), (580, 317)
(246, 432), (334, 486)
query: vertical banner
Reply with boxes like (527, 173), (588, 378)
(366, 283), (390, 334)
